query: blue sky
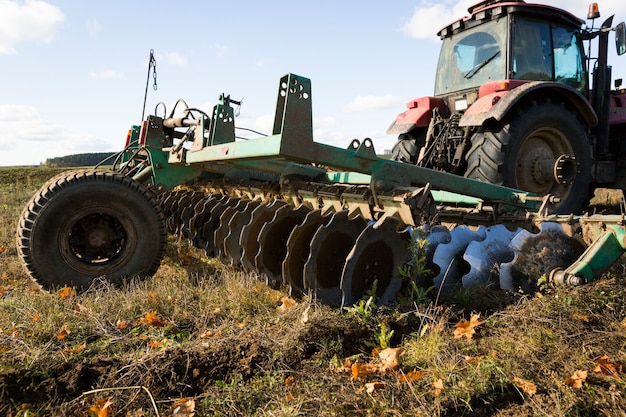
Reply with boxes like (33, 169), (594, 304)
(1, 0), (626, 166)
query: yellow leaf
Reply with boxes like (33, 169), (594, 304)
(432, 379), (444, 397)
(74, 302), (89, 315)
(351, 363), (377, 380)
(63, 342), (86, 354)
(170, 398), (195, 416)
(365, 381), (386, 393)
(141, 311), (164, 327)
(57, 324), (71, 341)
(453, 314), (482, 340)
(300, 305), (310, 324)
(565, 370), (588, 389)
(463, 355), (486, 363)
(278, 296), (297, 312)
(512, 376), (537, 397)
(572, 312), (590, 322)
(59, 286), (75, 300)
(593, 355), (622, 380)
(88, 398), (112, 417)
(398, 369), (425, 383)
(149, 339), (165, 349)
(199, 329), (222, 339)
(378, 347), (404, 373)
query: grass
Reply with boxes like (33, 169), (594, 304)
(1, 166), (625, 416)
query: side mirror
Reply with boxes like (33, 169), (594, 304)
(616, 22), (626, 56)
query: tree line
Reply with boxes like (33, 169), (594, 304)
(44, 153), (116, 167)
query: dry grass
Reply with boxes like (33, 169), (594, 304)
(1, 167), (625, 416)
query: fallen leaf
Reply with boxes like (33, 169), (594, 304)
(57, 324), (71, 341)
(512, 376), (537, 397)
(565, 370), (588, 389)
(351, 363), (378, 380)
(285, 376), (296, 387)
(300, 305), (310, 324)
(116, 320), (128, 330)
(365, 381), (386, 393)
(0, 245), (5, 254)
(378, 347), (404, 373)
(74, 302), (89, 315)
(59, 286), (75, 300)
(199, 329), (222, 339)
(278, 296), (297, 312)
(572, 312), (590, 322)
(398, 369), (425, 383)
(593, 355), (622, 380)
(141, 311), (164, 327)
(463, 355), (486, 363)
(149, 339), (165, 349)
(170, 398), (195, 417)
(88, 398), (112, 417)
(32, 314), (41, 323)
(453, 314), (482, 340)
(432, 379), (444, 397)
(63, 342), (86, 354)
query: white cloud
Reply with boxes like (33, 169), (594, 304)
(89, 69), (124, 79)
(0, 105), (110, 165)
(401, 0), (474, 40)
(344, 94), (403, 113)
(163, 51), (188, 66)
(0, 0), (65, 54)
(208, 43), (229, 59)
(402, 0), (626, 42)
(86, 19), (101, 38)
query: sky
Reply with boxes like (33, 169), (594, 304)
(1, 0), (626, 166)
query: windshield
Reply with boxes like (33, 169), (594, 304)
(435, 19), (507, 96)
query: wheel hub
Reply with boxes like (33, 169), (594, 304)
(66, 212), (127, 264)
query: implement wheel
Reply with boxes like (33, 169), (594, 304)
(17, 170), (166, 291)
(465, 101), (592, 214)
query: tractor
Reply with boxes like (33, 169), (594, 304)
(388, 0), (626, 214)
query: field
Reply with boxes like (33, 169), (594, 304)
(1, 166), (625, 416)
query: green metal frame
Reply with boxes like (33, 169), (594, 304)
(140, 73), (539, 211)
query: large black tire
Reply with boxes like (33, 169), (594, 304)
(464, 101), (592, 214)
(16, 170), (166, 291)
(390, 129), (426, 164)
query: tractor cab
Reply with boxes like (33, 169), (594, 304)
(434, 0), (588, 110)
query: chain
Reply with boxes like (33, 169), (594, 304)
(142, 50), (157, 121)
(151, 50), (157, 90)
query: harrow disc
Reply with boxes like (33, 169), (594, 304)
(188, 195), (225, 249)
(432, 226), (487, 293)
(256, 205), (311, 285)
(223, 200), (262, 267)
(499, 222), (585, 292)
(341, 216), (409, 306)
(462, 225), (522, 289)
(304, 211), (367, 305)
(214, 199), (250, 264)
(239, 200), (287, 273)
(283, 210), (332, 298)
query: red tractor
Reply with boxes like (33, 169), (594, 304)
(388, 0), (626, 213)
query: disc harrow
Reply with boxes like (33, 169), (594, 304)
(157, 185), (604, 307)
(17, 73), (626, 301)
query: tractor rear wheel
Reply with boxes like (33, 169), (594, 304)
(17, 170), (166, 291)
(391, 129), (426, 164)
(464, 101), (592, 214)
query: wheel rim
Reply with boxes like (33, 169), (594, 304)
(515, 127), (576, 199)
(59, 208), (137, 275)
